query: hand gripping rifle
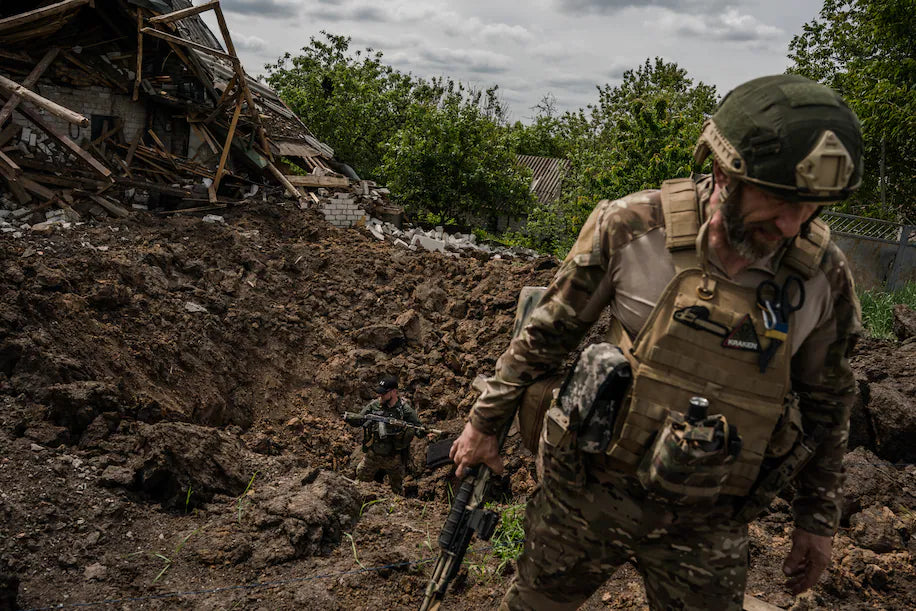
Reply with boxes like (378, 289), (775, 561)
(418, 426), (510, 611)
(419, 285), (547, 611)
(343, 411), (444, 436)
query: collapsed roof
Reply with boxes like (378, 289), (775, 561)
(0, 0), (348, 220)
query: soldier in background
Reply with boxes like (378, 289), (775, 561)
(346, 374), (423, 494)
(451, 74), (864, 610)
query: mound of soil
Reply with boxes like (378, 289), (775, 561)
(0, 202), (913, 610)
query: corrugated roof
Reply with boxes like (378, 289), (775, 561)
(517, 154), (569, 204)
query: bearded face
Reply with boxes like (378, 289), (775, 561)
(720, 185), (790, 261)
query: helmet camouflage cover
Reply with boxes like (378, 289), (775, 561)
(694, 74), (864, 202)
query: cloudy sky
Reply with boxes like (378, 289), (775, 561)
(196, 0), (825, 122)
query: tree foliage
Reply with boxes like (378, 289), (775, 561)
(788, 0), (916, 220)
(518, 59), (717, 255)
(265, 32), (415, 181)
(265, 33), (533, 224)
(382, 83), (534, 225)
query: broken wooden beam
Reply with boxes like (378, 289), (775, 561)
(212, 97), (243, 192)
(284, 174), (350, 188)
(0, 149), (21, 178)
(266, 162), (308, 205)
(0, 47), (59, 126)
(0, 73), (88, 127)
(0, 0), (90, 34)
(87, 193), (131, 219)
(140, 27), (236, 64)
(148, 1), (220, 24)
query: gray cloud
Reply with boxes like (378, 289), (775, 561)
(554, 0), (734, 14)
(219, 0), (299, 18)
(230, 30), (267, 52)
(415, 47), (513, 75)
(655, 8), (782, 42)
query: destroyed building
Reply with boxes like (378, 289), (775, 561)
(0, 0), (383, 226)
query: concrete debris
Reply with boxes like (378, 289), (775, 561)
(202, 215), (226, 225)
(363, 216), (539, 260)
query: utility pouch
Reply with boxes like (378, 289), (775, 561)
(637, 407), (742, 506)
(542, 343), (631, 453)
(766, 392), (803, 458)
(377, 421), (389, 439)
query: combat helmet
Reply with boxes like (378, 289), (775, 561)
(694, 74), (863, 202)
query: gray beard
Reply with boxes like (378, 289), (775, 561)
(721, 192), (781, 261)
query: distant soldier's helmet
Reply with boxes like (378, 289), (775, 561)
(694, 74), (863, 203)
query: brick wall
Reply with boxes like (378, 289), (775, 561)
(321, 193), (366, 228)
(10, 84), (147, 145)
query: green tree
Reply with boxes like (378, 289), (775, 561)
(788, 0), (916, 220)
(381, 84), (534, 226)
(521, 59), (717, 255)
(511, 95), (573, 159)
(264, 32), (416, 180)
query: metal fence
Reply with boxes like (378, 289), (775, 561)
(821, 210), (915, 290)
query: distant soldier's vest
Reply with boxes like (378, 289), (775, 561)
(605, 178), (830, 496)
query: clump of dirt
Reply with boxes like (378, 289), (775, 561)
(0, 201), (913, 610)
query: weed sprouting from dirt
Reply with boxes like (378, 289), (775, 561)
(237, 472), (258, 523)
(152, 527), (200, 583)
(344, 532), (367, 569)
(463, 502), (526, 582)
(184, 487), (193, 514)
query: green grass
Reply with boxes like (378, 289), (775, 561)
(859, 282), (916, 339)
(464, 501), (526, 582)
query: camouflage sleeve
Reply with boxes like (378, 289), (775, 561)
(468, 199), (628, 435)
(790, 247), (862, 536)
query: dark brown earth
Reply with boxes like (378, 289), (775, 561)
(0, 201), (913, 610)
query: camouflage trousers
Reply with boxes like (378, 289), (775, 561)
(355, 451), (406, 494)
(500, 439), (748, 611)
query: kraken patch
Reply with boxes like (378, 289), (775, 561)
(673, 306), (729, 338)
(722, 314), (761, 352)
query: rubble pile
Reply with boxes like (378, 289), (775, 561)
(0, 0), (371, 229)
(365, 216), (540, 260)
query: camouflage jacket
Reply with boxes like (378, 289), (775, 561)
(355, 397), (421, 457)
(469, 175), (862, 536)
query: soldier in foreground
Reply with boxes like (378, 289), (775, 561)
(345, 374), (424, 494)
(450, 75), (864, 610)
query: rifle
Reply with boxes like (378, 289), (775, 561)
(419, 286), (546, 610)
(418, 426), (510, 611)
(343, 411), (444, 436)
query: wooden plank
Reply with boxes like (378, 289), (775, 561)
(0, 124), (21, 148)
(0, 0), (90, 34)
(148, 1), (220, 24)
(0, 47), (59, 126)
(0, 49), (32, 63)
(266, 162), (307, 205)
(11, 101), (111, 179)
(0, 73), (88, 127)
(140, 27), (236, 63)
(0, 149), (22, 177)
(743, 595), (784, 611)
(6, 177), (32, 205)
(124, 128), (142, 167)
(212, 98), (243, 192)
(284, 174), (350, 188)
(133, 9), (143, 101)
(146, 129), (179, 170)
(87, 194), (130, 219)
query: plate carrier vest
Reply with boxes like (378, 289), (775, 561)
(604, 178), (830, 496)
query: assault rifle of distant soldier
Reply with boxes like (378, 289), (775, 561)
(342, 411), (444, 436)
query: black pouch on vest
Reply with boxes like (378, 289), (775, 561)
(636, 406), (742, 506)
